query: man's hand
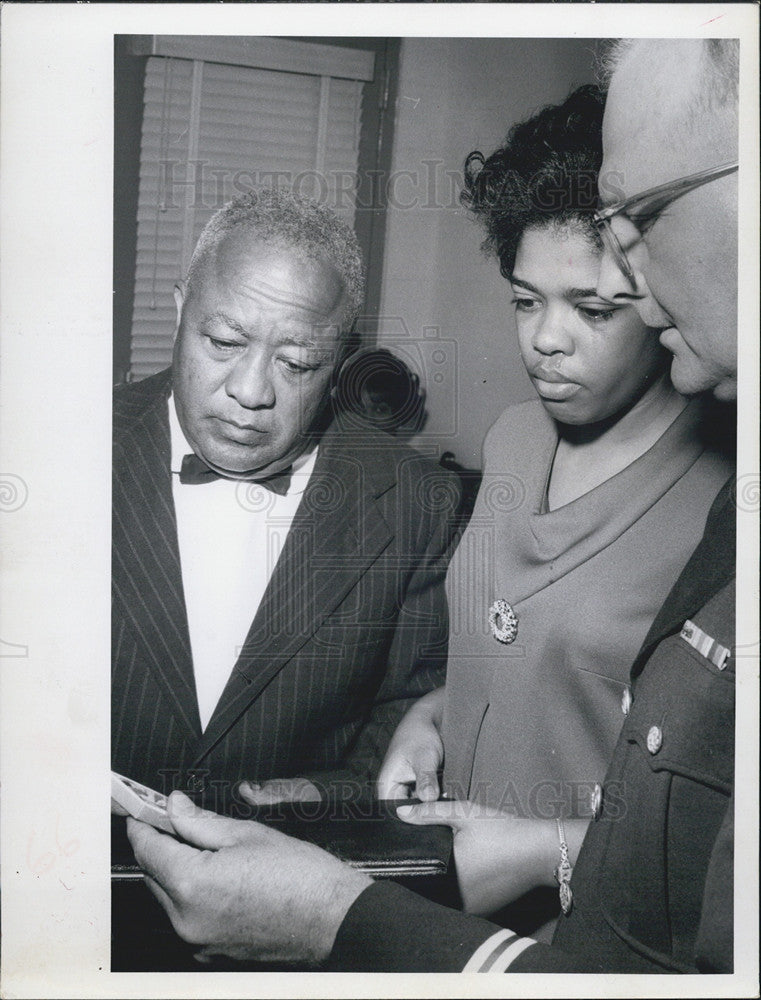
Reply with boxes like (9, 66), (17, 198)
(376, 687), (445, 801)
(127, 790), (371, 966)
(238, 777), (321, 806)
(398, 800), (588, 917)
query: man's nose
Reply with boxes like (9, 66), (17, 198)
(225, 353), (276, 409)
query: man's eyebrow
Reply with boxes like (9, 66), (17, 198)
(207, 313), (322, 350)
(208, 311), (247, 334)
(279, 335), (320, 350)
(209, 318), (320, 351)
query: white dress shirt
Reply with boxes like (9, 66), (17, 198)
(168, 396), (318, 731)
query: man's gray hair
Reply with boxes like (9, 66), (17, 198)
(187, 187), (366, 330)
(600, 38), (739, 110)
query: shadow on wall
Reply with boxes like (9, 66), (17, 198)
(333, 347), (482, 526)
(333, 347), (427, 439)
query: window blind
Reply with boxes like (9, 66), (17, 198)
(128, 39), (373, 380)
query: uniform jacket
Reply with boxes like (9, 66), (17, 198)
(112, 369), (461, 811)
(328, 477), (736, 973)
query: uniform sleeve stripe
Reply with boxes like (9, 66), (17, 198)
(461, 930), (515, 972)
(489, 935), (536, 971)
(462, 930), (537, 972)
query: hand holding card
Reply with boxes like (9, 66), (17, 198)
(111, 771), (176, 835)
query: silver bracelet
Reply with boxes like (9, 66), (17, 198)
(553, 818), (573, 915)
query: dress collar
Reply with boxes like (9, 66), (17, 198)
(528, 397), (706, 560)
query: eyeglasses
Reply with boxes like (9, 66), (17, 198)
(594, 161), (739, 288)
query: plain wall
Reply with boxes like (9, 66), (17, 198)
(377, 38), (599, 468)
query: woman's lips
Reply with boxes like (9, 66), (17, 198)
(530, 373), (580, 401)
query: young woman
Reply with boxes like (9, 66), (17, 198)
(378, 85), (733, 924)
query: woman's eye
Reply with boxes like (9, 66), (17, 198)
(579, 306), (616, 322)
(511, 297), (538, 313)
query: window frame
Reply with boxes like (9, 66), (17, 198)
(112, 34), (400, 384)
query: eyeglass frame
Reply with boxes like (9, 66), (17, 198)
(593, 161), (739, 288)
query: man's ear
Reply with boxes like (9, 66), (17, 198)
(172, 281), (187, 341)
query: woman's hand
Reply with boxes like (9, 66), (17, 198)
(376, 687), (446, 801)
(398, 800), (588, 916)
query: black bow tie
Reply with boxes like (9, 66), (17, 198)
(178, 453), (292, 495)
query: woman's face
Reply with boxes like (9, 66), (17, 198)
(510, 224), (668, 426)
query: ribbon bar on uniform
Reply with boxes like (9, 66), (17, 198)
(680, 619), (730, 671)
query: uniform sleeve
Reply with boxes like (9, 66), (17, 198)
(326, 882), (606, 973)
(326, 880), (508, 971)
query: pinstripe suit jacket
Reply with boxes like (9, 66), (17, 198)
(112, 369), (460, 811)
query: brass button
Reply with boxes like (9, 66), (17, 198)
(646, 725), (663, 755)
(621, 687), (632, 716)
(592, 782), (603, 820)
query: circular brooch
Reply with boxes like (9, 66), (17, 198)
(488, 599), (518, 644)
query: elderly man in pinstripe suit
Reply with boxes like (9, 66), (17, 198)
(112, 188), (460, 812)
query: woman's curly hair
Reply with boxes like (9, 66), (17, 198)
(461, 84), (606, 279)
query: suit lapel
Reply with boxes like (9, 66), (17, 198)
(632, 476), (735, 678)
(195, 429), (395, 762)
(112, 372), (202, 738)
